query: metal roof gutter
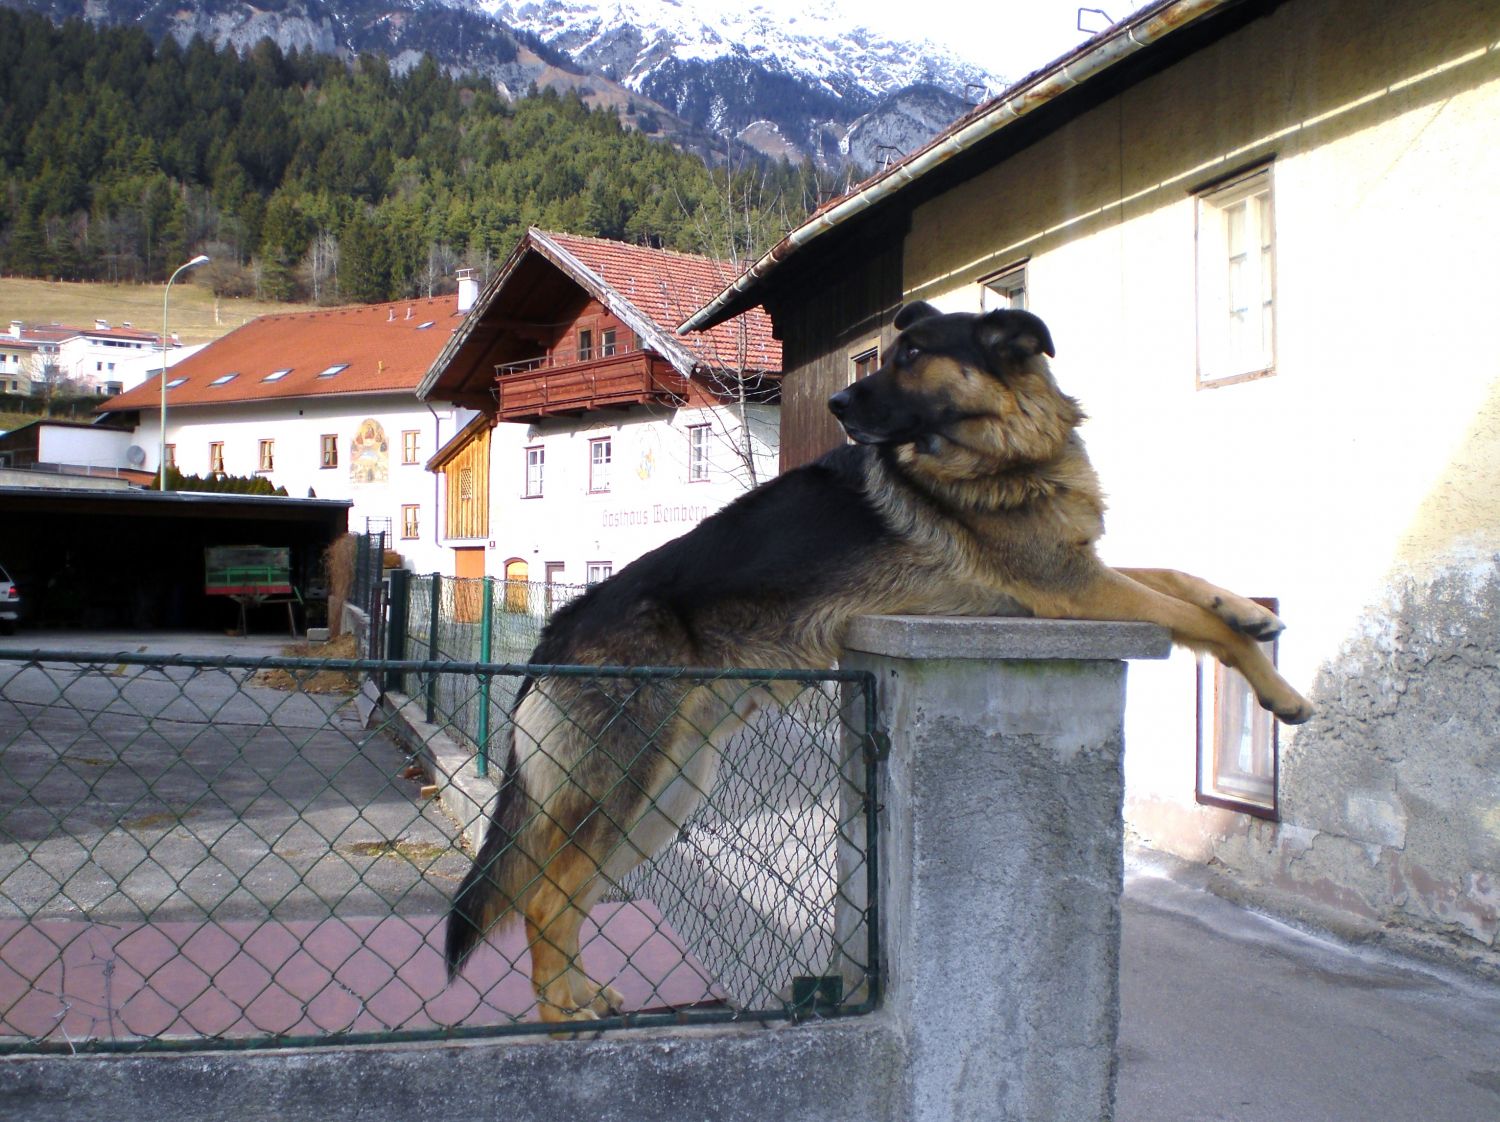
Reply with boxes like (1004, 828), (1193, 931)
(679, 0), (1234, 334)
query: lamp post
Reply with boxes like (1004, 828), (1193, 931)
(160, 254), (210, 491)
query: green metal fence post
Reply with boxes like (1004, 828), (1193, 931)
(384, 568), (409, 694)
(476, 575), (494, 778)
(425, 572), (441, 723)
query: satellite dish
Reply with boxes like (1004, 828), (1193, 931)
(126, 445), (147, 466)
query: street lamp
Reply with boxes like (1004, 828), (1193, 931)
(160, 254), (210, 491)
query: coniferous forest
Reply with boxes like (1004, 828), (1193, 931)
(0, 10), (830, 303)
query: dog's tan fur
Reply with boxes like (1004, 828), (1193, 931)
(445, 301), (1312, 1022)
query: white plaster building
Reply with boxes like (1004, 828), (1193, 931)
(422, 230), (780, 589)
(99, 297), (476, 574)
(685, 0), (1500, 959)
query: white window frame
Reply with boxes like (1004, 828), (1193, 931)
(589, 436), (612, 493)
(1197, 597), (1280, 818)
(402, 429), (419, 465)
(586, 561), (613, 586)
(687, 424), (710, 482)
(257, 439), (274, 473)
(979, 260), (1028, 310)
(1196, 165), (1276, 388)
(401, 504), (420, 540)
(525, 445), (545, 497)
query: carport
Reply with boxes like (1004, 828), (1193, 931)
(0, 486), (350, 632)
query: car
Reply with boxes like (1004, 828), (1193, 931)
(0, 564), (20, 634)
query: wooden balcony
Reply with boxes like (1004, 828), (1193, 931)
(494, 350), (689, 421)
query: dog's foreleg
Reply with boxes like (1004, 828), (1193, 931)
(1115, 567), (1285, 641)
(1043, 569), (1314, 724)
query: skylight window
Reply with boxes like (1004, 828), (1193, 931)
(208, 373), (239, 386)
(416, 321), (435, 330)
(263, 368), (293, 382)
(166, 377), (188, 388)
(316, 363), (349, 379)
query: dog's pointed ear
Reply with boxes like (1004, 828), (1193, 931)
(975, 309), (1055, 361)
(893, 301), (942, 331)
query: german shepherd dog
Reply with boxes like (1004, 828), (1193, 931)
(445, 301), (1313, 1022)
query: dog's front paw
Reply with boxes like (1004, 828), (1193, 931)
(1213, 595), (1286, 641)
(1264, 693), (1314, 725)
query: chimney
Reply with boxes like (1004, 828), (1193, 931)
(388, 308), (395, 322)
(405, 305), (413, 320)
(457, 268), (479, 314)
(8, 321), (20, 340)
(94, 319), (109, 330)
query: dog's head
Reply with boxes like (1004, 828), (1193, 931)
(828, 302), (1076, 465)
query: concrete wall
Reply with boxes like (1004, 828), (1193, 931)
(900, 0), (1500, 963)
(0, 615), (1162, 1122)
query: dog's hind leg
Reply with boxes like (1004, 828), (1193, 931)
(522, 843), (610, 1024)
(1115, 567), (1285, 640)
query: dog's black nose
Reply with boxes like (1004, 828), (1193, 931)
(828, 389), (850, 417)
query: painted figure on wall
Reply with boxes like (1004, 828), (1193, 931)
(351, 419), (388, 484)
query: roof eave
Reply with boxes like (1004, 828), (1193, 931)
(679, 0), (1235, 334)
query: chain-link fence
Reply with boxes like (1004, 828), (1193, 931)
(0, 648), (879, 1053)
(393, 574), (589, 771)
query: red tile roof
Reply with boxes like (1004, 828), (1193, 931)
(543, 232), (780, 372)
(102, 297), (463, 413)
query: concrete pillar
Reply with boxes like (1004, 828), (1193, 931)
(840, 615), (1170, 1122)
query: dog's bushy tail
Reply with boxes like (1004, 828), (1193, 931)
(444, 767), (530, 981)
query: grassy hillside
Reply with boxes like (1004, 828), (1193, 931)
(0, 277), (320, 346)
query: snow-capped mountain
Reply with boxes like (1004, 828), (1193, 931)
(478, 0), (1004, 166)
(11, 0), (1005, 171)
(480, 0), (1000, 104)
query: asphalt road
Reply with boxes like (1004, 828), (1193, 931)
(1117, 856), (1500, 1122)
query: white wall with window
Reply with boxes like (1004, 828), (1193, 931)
(475, 402), (778, 590)
(131, 396), (470, 573)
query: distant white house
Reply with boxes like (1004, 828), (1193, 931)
(4, 319), (164, 396)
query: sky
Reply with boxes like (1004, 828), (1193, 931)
(781, 0), (1152, 84)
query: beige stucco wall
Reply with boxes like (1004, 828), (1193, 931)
(901, 0), (1500, 959)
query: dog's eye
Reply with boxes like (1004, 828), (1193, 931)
(903, 344), (921, 362)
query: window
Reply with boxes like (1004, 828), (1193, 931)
(208, 373), (238, 387)
(850, 346), (880, 383)
(209, 442), (225, 475)
(525, 445), (544, 497)
(980, 262), (1028, 310)
(577, 329), (593, 362)
(164, 444), (176, 469)
(688, 424), (710, 482)
(166, 377), (188, 388)
(401, 504), (419, 540)
(1197, 165), (1275, 386)
(316, 363), (349, 379)
(1197, 597), (1280, 818)
(402, 430), (420, 464)
(600, 328), (618, 357)
(258, 439), (274, 472)
(586, 562), (613, 586)
(589, 437), (612, 492)
(320, 434), (338, 469)
(263, 368), (292, 382)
